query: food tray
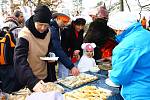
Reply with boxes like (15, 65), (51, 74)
(57, 73), (98, 89)
(64, 85), (112, 100)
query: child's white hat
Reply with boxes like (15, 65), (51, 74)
(81, 43), (96, 51)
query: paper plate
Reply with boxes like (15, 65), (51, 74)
(105, 78), (120, 88)
(40, 57), (59, 61)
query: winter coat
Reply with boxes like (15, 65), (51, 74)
(110, 22), (150, 100)
(77, 55), (96, 72)
(50, 20), (74, 70)
(14, 27), (51, 90)
(84, 18), (117, 60)
(61, 24), (84, 57)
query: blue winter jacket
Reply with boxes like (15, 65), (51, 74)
(50, 20), (74, 70)
(110, 22), (150, 100)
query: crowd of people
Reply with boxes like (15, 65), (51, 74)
(0, 4), (150, 100)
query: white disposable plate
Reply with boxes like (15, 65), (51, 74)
(105, 78), (120, 88)
(40, 57), (59, 61)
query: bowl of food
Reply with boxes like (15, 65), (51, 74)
(96, 58), (111, 64)
(89, 66), (100, 72)
(98, 61), (112, 70)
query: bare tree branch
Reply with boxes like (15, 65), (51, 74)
(142, 4), (150, 8)
(30, 0), (37, 6)
(137, 0), (142, 19)
(125, 0), (131, 11)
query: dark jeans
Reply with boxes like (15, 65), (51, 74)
(0, 64), (22, 93)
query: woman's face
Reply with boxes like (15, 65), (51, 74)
(35, 22), (49, 33)
(113, 29), (123, 35)
(74, 24), (85, 32)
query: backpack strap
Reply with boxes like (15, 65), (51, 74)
(3, 19), (20, 33)
(5, 19), (19, 27)
(9, 26), (21, 32)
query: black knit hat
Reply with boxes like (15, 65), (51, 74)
(74, 18), (86, 25)
(33, 5), (52, 25)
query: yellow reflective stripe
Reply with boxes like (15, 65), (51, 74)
(5, 33), (15, 47)
(0, 38), (6, 64)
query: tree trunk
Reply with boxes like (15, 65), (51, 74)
(37, 0), (41, 5)
(120, 0), (124, 11)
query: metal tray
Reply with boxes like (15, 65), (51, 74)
(57, 73), (99, 89)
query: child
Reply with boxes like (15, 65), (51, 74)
(71, 50), (80, 66)
(77, 43), (96, 72)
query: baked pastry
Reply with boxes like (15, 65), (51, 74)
(42, 82), (64, 93)
(64, 86), (112, 100)
(9, 88), (31, 100)
(58, 73), (98, 88)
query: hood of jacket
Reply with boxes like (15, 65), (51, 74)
(116, 22), (142, 43)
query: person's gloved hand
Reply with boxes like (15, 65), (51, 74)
(70, 67), (80, 76)
(33, 80), (45, 92)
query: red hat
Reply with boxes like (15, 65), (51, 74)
(97, 5), (108, 19)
